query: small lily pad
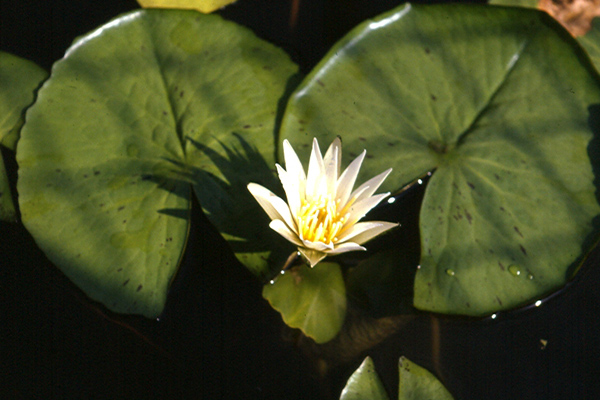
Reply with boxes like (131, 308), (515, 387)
(262, 262), (346, 343)
(18, 10), (297, 317)
(340, 356), (454, 400)
(398, 356), (454, 400)
(280, 4), (600, 315)
(340, 357), (390, 400)
(0, 52), (47, 221)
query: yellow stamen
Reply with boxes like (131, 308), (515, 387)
(297, 195), (346, 245)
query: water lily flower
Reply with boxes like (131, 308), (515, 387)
(247, 137), (398, 267)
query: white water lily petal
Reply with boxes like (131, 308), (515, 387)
(276, 164), (301, 220)
(247, 183), (296, 230)
(323, 137), (341, 193)
(249, 137), (396, 267)
(282, 139), (306, 196)
(344, 192), (390, 227)
(326, 242), (367, 255)
(336, 150), (366, 206)
(306, 138), (325, 199)
(301, 237), (334, 252)
(270, 220), (303, 247)
(247, 183), (286, 221)
(338, 221), (398, 244)
(349, 168), (393, 204)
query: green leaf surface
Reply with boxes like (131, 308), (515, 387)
(398, 357), (454, 400)
(489, 0), (538, 8)
(0, 52), (47, 221)
(489, 0), (600, 72)
(262, 262), (346, 343)
(280, 4), (600, 315)
(340, 357), (390, 400)
(579, 18), (600, 72)
(17, 10), (297, 317)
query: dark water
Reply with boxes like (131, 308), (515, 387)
(2, 1), (600, 399)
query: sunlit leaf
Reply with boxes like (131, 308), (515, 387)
(262, 262), (346, 343)
(579, 17), (600, 71)
(0, 52), (47, 221)
(398, 357), (454, 400)
(489, 0), (538, 6)
(491, 0), (600, 70)
(280, 4), (600, 316)
(138, 0), (236, 14)
(18, 10), (297, 317)
(340, 357), (390, 400)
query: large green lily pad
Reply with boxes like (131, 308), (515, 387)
(280, 4), (600, 315)
(262, 261), (346, 343)
(18, 10), (297, 317)
(0, 52), (47, 221)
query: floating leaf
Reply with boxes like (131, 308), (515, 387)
(138, 0), (237, 14)
(490, 0), (600, 70)
(489, 0), (538, 6)
(18, 10), (297, 317)
(398, 357), (454, 400)
(340, 357), (390, 400)
(280, 4), (600, 315)
(579, 17), (600, 71)
(262, 262), (346, 343)
(0, 52), (47, 221)
(340, 356), (454, 400)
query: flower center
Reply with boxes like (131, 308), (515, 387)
(297, 195), (348, 245)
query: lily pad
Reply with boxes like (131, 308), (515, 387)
(398, 357), (454, 400)
(489, 0), (538, 6)
(262, 261), (346, 343)
(490, 1), (600, 70)
(340, 357), (390, 400)
(138, 0), (236, 14)
(18, 10), (297, 317)
(340, 356), (454, 400)
(280, 4), (600, 315)
(0, 52), (47, 221)
(579, 18), (600, 71)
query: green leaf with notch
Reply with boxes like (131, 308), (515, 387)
(280, 3), (600, 316)
(17, 10), (297, 317)
(262, 262), (346, 343)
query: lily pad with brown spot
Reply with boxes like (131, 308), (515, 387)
(17, 10), (297, 317)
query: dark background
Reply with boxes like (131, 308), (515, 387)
(2, 0), (600, 399)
